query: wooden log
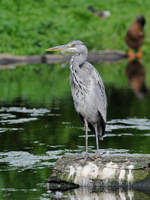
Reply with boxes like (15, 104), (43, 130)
(47, 154), (150, 192)
(0, 50), (127, 69)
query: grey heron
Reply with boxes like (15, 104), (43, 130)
(46, 40), (107, 159)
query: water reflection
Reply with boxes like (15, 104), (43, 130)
(49, 188), (150, 200)
(126, 60), (148, 99)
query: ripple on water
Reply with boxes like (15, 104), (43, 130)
(0, 113), (16, 119)
(107, 118), (150, 132)
(62, 118), (150, 134)
(0, 106), (52, 125)
(0, 151), (62, 171)
(0, 127), (23, 134)
(109, 118), (149, 125)
(0, 107), (50, 116)
(0, 118), (37, 124)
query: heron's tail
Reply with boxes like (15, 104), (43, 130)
(97, 111), (106, 140)
(79, 113), (106, 140)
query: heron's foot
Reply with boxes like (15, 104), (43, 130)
(84, 153), (95, 162)
(92, 151), (103, 160)
(73, 153), (94, 162)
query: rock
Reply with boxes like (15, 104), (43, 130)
(48, 154), (150, 192)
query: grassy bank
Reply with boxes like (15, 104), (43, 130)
(0, 0), (150, 55)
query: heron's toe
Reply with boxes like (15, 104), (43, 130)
(73, 153), (94, 162)
(83, 153), (95, 163)
(93, 151), (103, 160)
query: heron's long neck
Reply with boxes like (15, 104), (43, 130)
(70, 52), (88, 92)
(70, 53), (87, 71)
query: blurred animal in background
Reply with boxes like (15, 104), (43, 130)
(125, 14), (146, 62)
(88, 6), (110, 19)
(126, 60), (148, 99)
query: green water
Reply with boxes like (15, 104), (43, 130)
(0, 58), (149, 199)
(0, 82), (150, 199)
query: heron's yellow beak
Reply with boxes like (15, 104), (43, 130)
(46, 45), (68, 52)
(46, 48), (64, 52)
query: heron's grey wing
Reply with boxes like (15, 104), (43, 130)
(88, 63), (107, 122)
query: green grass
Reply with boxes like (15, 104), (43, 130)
(0, 0), (150, 104)
(0, 0), (150, 55)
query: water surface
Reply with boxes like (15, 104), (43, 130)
(0, 87), (150, 199)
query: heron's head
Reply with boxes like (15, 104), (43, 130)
(46, 40), (88, 55)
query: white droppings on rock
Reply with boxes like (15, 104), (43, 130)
(119, 168), (126, 182)
(81, 162), (99, 178)
(100, 162), (118, 180)
(68, 161), (135, 187)
(127, 165), (134, 183)
(68, 166), (76, 179)
(74, 165), (83, 184)
(127, 169), (134, 183)
(68, 162), (99, 186)
(127, 165), (134, 170)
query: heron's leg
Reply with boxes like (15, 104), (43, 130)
(84, 118), (88, 155)
(95, 126), (99, 154)
(83, 119), (95, 162)
(74, 119), (94, 162)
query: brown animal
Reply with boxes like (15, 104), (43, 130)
(125, 15), (146, 61)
